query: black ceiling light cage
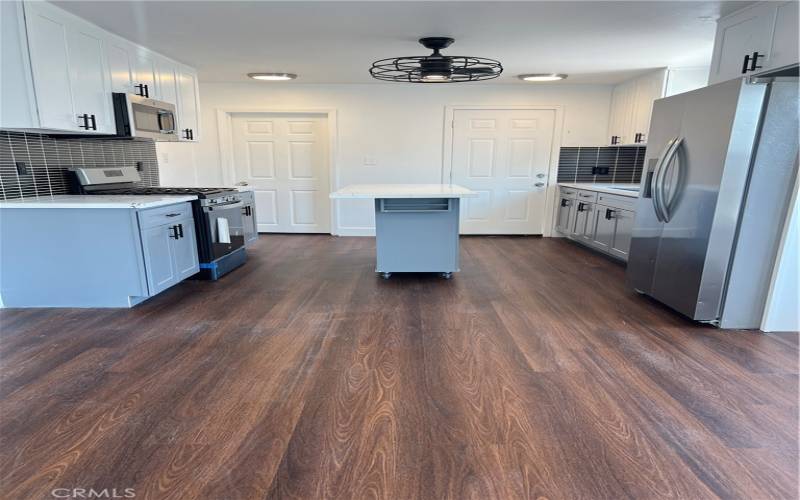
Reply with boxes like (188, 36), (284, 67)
(370, 37), (503, 83)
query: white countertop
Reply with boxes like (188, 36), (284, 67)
(0, 194), (198, 209)
(559, 183), (641, 198)
(330, 184), (477, 199)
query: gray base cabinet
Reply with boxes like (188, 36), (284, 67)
(555, 187), (636, 262)
(374, 198), (460, 275)
(239, 190), (258, 246)
(0, 201), (199, 308)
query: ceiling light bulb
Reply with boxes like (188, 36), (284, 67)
(422, 73), (450, 82)
(518, 73), (568, 82)
(248, 73), (297, 81)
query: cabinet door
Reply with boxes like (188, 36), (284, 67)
(23, 2), (75, 131)
(157, 58), (179, 106)
(555, 197), (572, 233)
(573, 202), (593, 240)
(592, 205), (615, 251)
(610, 209), (635, 260)
(172, 220), (200, 280)
(580, 202), (597, 243)
(107, 39), (135, 93)
(66, 26), (113, 134)
(177, 69), (200, 141)
(709, 4), (775, 84)
(770, 1), (799, 72)
(630, 70), (666, 144)
(142, 224), (177, 295)
(133, 52), (158, 98)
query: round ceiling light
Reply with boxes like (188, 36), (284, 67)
(370, 37), (502, 83)
(248, 73), (297, 81)
(518, 73), (568, 82)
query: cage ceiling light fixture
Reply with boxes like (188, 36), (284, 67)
(248, 73), (297, 81)
(370, 37), (503, 83)
(518, 73), (568, 82)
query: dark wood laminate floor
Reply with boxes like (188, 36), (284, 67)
(1, 235), (797, 500)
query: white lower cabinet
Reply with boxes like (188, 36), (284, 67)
(555, 186), (636, 262)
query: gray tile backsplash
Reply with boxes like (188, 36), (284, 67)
(0, 131), (159, 200)
(557, 145), (645, 184)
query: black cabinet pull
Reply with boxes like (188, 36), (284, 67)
(182, 129), (190, 139)
(143, 84), (150, 98)
(170, 225), (179, 239)
(165, 213), (180, 217)
(135, 83), (145, 96)
(605, 208), (616, 220)
(577, 202), (585, 212)
(89, 114), (97, 130)
(177, 223), (184, 238)
(741, 51), (764, 74)
(611, 135), (620, 145)
(560, 199), (569, 207)
(634, 132), (644, 143)
(77, 114), (91, 129)
(189, 129), (194, 140)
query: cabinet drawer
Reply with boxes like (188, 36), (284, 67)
(559, 187), (578, 199)
(138, 202), (193, 229)
(597, 193), (636, 211)
(576, 190), (598, 203)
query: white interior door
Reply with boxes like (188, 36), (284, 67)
(450, 109), (555, 234)
(231, 113), (330, 233)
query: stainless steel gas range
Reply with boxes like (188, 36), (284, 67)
(72, 166), (246, 280)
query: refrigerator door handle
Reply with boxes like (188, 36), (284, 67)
(657, 137), (684, 223)
(651, 138), (676, 222)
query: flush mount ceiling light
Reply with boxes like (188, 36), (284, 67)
(248, 73), (297, 81)
(370, 37), (503, 83)
(518, 73), (568, 82)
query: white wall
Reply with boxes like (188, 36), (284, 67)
(157, 82), (612, 235)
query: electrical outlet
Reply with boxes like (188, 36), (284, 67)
(592, 166), (610, 176)
(15, 162), (29, 175)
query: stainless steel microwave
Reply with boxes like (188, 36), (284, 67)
(112, 92), (178, 141)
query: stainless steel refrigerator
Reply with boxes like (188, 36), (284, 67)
(627, 76), (798, 328)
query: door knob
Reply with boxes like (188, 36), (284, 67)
(536, 173), (546, 178)
(534, 182), (545, 187)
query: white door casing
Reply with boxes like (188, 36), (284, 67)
(230, 113), (331, 233)
(449, 109), (556, 234)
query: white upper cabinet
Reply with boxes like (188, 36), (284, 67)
(106, 40), (135, 93)
(709, 1), (799, 84)
(607, 69), (667, 146)
(607, 67), (707, 146)
(177, 68), (200, 141)
(1, 1), (200, 139)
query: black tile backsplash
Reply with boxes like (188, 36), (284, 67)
(0, 131), (159, 200)
(557, 145), (646, 184)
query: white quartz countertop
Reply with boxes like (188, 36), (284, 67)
(330, 184), (477, 199)
(558, 183), (641, 198)
(0, 194), (198, 209)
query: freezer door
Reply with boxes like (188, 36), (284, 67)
(626, 92), (689, 294)
(648, 79), (766, 320)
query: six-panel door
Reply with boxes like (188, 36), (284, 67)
(450, 109), (556, 235)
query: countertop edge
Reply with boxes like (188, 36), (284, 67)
(558, 183), (640, 198)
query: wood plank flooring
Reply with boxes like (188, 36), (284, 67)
(1, 235), (797, 500)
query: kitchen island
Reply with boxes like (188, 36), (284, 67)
(330, 184), (477, 278)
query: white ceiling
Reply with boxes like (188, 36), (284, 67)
(54, 1), (754, 85)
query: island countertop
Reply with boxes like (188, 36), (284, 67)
(330, 184), (477, 199)
(0, 194), (198, 209)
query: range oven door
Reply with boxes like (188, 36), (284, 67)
(203, 200), (246, 260)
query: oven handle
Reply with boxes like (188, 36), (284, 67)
(203, 201), (244, 211)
